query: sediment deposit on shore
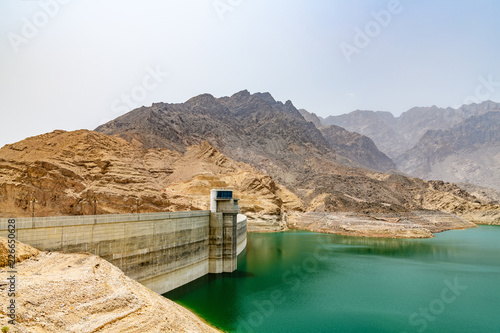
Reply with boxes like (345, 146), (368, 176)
(258, 210), (478, 238)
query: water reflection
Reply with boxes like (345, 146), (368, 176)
(247, 230), (464, 267)
(329, 233), (459, 260)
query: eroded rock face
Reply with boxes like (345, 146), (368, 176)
(320, 124), (396, 172)
(1, 93), (499, 230)
(96, 90), (334, 189)
(323, 101), (500, 193)
(396, 112), (500, 192)
(0, 238), (39, 267)
(323, 101), (500, 159)
(298, 108), (323, 129)
(299, 108), (396, 172)
(93, 91), (498, 218)
(0, 130), (301, 218)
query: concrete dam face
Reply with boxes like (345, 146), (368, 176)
(0, 189), (247, 295)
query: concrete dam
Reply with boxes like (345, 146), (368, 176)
(0, 189), (247, 295)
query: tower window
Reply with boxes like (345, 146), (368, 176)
(216, 191), (232, 199)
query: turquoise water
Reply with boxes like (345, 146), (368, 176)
(165, 226), (500, 332)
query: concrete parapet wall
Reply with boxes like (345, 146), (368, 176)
(1, 210), (247, 295)
(0, 211), (209, 230)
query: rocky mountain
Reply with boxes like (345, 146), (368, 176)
(94, 91), (499, 224)
(97, 90), (336, 187)
(322, 101), (500, 159)
(456, 182), (500, 205)
(396, 111), (500, 191)
(298, 108), (396, 172)
(320, 125), (396, 172)
(0, 129), (301, 218)
(322, 101), (500, 192)
(323, 109), (403, 157)
(298, 108), (323, 128)
(1, 92), (497, 227)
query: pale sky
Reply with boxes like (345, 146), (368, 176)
(1, 0), (499, 147)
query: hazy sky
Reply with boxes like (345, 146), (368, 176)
(1, 0), (499, 147)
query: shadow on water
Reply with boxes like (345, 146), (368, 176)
(164, 251), (254, 328)
(164, 273), (243, 329)
(164, 258), (254, 298)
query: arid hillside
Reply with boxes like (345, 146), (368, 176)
(320, 124), (396, 172)
(322, 100), (500, 158)
(322, 101), (500, 193)
(298, 108), (396, 172)
(396, 111), (500, 191)
(0, 129), (301, 218)
(0, 127), (498, 226)
(91, 91), (499, 225)
(96, 90), (335, 188)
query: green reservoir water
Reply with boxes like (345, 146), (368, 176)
(165, 226), (500, 332)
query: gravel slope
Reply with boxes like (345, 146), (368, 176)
(0, 238), (221, 333)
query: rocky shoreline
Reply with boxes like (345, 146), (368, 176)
(249, 210), (479, 238)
